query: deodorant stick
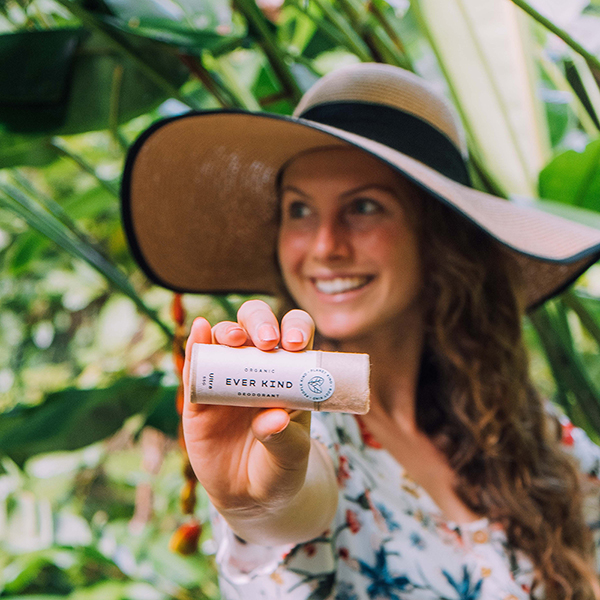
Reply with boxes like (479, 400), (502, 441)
(189, 344), (370, 414)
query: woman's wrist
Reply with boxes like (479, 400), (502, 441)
(215, 438), (338, 547)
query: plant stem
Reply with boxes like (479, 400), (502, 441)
(336, 0), (386, 63)
(109, 63), (130, 152)
(211, 35), (252, 58)
(284, 50), (322, 78)
(178, 53), (237, 108)
(11, 170), (97, 246)
(0, 183), (174, 341)
(369, 0), (406, 54)
(49, 138), (120, 198)
(509, 0), (600, 72)
(538, 50), (600, 138)
(530, 306), (600, 435)
(214, 54), (263, 110)
(289, 1), (357, 59)
(468, 153), (507, 197)
(311, 0), (373, 61)
(232, 0), (303, 103)
(562, 291), (600, 348)
(571, 54), (600, 126)
(368, 0), (412, 69)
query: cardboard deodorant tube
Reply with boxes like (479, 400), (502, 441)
(189, 344), (370, 414)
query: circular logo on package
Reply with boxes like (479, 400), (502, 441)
(299, 368), (335, 402)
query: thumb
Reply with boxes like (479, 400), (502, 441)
(251, 409), (311, 470)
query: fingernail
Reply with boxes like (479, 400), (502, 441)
(258, 324), (278, 342)
(286, 328), (305, 344)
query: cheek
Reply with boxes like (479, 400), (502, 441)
(363, 227), (421, 286)
(277, 230), (307, 279)
(360, 227), (403, 263)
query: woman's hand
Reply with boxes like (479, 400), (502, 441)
(182, 300), (316, 519)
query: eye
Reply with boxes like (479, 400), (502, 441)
(348, 197), (383, 216)
(287, 201), (311, 219)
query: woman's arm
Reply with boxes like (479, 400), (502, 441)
(215, 436), (338, 546)
(182, 300), (338, 547)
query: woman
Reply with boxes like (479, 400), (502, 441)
(122, 64), (600, 599)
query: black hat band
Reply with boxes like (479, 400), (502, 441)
(299, 102), (471, 187)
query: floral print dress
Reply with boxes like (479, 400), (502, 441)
(211, 410), (600, 600)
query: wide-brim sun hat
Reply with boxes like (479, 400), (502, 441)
(121, 63), (600, 310)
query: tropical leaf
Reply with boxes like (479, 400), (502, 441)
(414, 0), (551, 196)
(0, 28), (189, 136)
(90, 0), (245, 51)
(538, 139), (600, 211)
(526, 0), (600, 59)
(0, 374), (176, 466)
(0, 133), (60, 169)
(0, 182), (173, 339)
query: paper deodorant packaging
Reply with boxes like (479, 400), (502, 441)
(189, 344), (370, 414)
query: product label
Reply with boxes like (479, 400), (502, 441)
(191, 344), (335, 404)
(299, 368), (335, 401)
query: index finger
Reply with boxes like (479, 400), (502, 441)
(237, 299), (280, 351)
(183, 317), (212, 406)
(280, 309), (315, 351)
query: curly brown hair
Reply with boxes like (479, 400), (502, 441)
(274, 153), (599, 597)
(413, 188), (600, 599)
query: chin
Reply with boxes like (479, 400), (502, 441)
(313, 315), (371, 343)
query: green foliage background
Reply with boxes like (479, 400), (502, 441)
(0, 0), (600, 597)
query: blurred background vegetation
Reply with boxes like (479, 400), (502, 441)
(0, 0), (600, 597)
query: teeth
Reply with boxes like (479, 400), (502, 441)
(314, 276), (370, 295)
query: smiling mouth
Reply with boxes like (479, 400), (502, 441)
(312, 276), (373, 295)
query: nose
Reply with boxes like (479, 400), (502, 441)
(311, 218), (351, 262)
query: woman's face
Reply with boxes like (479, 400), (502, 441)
(277, 147), (423, 342)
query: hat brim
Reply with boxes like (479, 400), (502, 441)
(121, 110), (600, 309)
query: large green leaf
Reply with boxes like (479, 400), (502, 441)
(0, 29), (85, 133)
(0, 133), (60, 169)
(61, 31), (190, 134)
(0, 374), (176, 466)
(144, 383), (180, 437)
(1, 546), (127, 596)
(0, 28), (189, 136)
(414, 0), (551, 196)
(1, 553), (72, 596)
(538, 139), (600, 211)
(94, 0), (245, 51)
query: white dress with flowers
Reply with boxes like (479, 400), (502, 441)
(210, 411), (600, 600)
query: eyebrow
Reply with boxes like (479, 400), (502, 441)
(280, 185), (310, 198)
(280, 184), (399, 199)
